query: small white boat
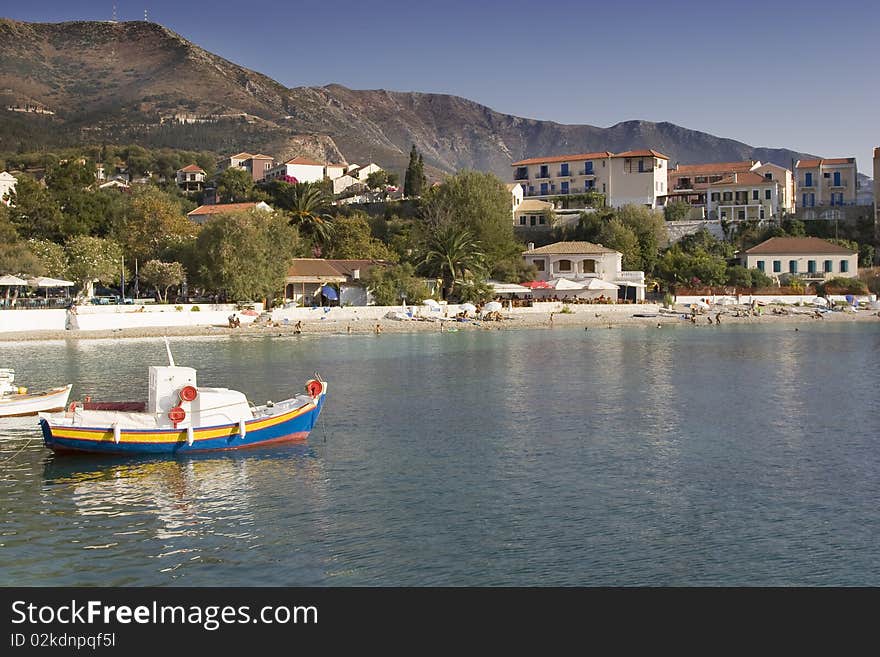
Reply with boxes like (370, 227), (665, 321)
(0, 369), (72, 418)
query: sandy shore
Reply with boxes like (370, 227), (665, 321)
(0, 306), (877, 341)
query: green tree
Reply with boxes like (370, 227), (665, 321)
(194, 210), (302, 304)
(403, 145), (426, 197)
(286, 182), (334, 246)
(323, 214), (398, 261)
(216, 167), (254, 203)
(657, 247), (728, 287)
(598, 218), (641, 270)
(421, 223), (485, 299)
(0, 213), (42, 277)
(664, 201), (691, 222)
(114, 188), (198, 262)
(7, 175), (64, 241)
(139, 260), (186, 303)
(615, 205), (667, 274)
(64, 236), (125, 298)
(27, 239), (68, 277)
(421, 170), (518, 278)
(364, 263), (430, 305)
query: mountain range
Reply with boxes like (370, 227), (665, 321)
(0, 18), (828, 180)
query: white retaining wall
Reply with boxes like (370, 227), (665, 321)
(675, 294), (876, 306)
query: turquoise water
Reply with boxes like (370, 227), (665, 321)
(1, 323), (879, 586)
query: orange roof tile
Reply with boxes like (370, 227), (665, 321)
(187, 202), (266, 216)
(285, 156), (324, 166)
(248, 154), (274, 160)
(179, 164), (205, 173)
(670, 161), (756, 175)
(227, 152), (254, 160)
(796, 157), (855, 168)
(745, 237), (857, 255)
(710, 172), (773, 186)
(613, 149), (669, 160)
(511, 152), (613, 166)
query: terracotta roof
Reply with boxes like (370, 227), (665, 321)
(796, 157), (855, 168)
(522, 241), (618, 255)
(248, 154), (274, 160)
(613, 149), (669, 160)
(285, 156), (324, 166)
(178, 164), (205, 173)
(228, 152), (254, 160)
(187, 202), (268, 216)
(744, 237), (857, 255)
(670, 160), (756, 175)
(286, 258), (388, 279)
(711, 172), (774, 186)
(512, 152), (613, 166)
(516, 199), (554, 213)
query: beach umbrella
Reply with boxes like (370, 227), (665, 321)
(422, 299), (440, 307)
(522, 280), (551, 289)
(811, 297), (828, 306)
(584, 278), (619, 291)
(549, 277), (585, 290)
(484, 301), (503, 312)
(320, 284), (338, 301)
(459, 303), (477, 313)
(488, 281), (530, 294)
(0, 275), (28, 286)
(692, 300), (710, 310)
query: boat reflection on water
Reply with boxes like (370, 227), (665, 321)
(39, 445), (328, 580)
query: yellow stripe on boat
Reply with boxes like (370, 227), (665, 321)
(50, 402), (315, 443)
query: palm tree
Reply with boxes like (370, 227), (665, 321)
(287, 182), (334, 246)
(422, 224), (485, 299)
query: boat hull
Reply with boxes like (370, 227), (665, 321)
(40, 394), (325, 455)
(0, 385), (73, 418)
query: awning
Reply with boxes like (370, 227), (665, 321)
(0, 275), (28, 286)
(614, 281), (645, 288)
(27, 276), (75, 287)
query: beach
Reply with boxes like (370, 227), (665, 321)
(0, 304), (876, 341)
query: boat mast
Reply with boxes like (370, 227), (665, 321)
(164, 336), (175, 366)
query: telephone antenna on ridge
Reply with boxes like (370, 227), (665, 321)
(144, 9), (148, 21)
(111, 3), (117, 21)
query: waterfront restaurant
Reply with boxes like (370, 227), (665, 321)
(521, 241), (646, 301)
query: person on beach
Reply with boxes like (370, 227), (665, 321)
(65, 304), (79, 331)
(294, 320), (302, 334)
(375, 323), (382, 334)
(715, 313), (721, 325)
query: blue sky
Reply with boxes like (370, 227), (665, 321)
(5, 0), (878, 173)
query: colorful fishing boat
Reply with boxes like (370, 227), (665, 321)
(0, 368), (72, 418)
(38, 343), (327, 455)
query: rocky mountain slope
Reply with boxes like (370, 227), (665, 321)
(1, 18), (820, 178)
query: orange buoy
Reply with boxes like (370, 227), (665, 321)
(179, 385), (198, 402)
(305, 379), (323, 398)
(168, 406), (186, 428)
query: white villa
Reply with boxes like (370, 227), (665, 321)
(741, 237), (858, 281)
(706, 172), (782, 221)
(264, 157), (325, 184)
(175, 164), (206, 194)
(0, 171), (16, 206)
(522, 241), (647, 301)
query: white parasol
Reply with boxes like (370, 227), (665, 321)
(0, 274), (28, 286)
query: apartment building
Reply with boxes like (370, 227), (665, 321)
(217, 152), (275, 182)
(795, 157), (858, 207)
(706, 172), (782, 221)
(511, 149), (668, 209)
(667, 160), (794, 216)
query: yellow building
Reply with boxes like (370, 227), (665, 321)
(706, 172), (782, 221)
(795, 157), (857, 207)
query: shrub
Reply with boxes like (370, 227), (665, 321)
(559, 305), (573, 314)
(174, 305), (183, 312)
(190, 305), (200, 312)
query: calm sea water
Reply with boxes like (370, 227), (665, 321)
(1, 323), (879, 586)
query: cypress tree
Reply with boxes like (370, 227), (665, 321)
(415, 154), (426, 197)
(404, 144), (418, 197)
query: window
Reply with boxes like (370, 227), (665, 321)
(638, 159), (645, 173)
(824, 260), (833, 273)
(808, 260), (817, 274)
(833, 171), (841, 186)
(805, 173), (813, 186)
(534, 259), (545, 272)
(519, 216), (526, 225)
(823, 172), (830, 178)
(711, 192), (720, 202)
(557, 259), (572, 272)
(752, 190), (759, 200)
(757, 260), (765, 272)
(773, 260), (781, 273)
(789, 260), (798, 274)
(695, 176), (707, 184)
(802, 193), (808, 208)
(560, 163), (569, 176)
(585, 161), (593, 174)
(764, 172), (772, 180)
(539, 215), (546, 225)
(561, 181), (569, 194)
(540, 183), (548, 195)
(539, 166), (548, 178)
(530, 216), (536, 226)
(581, 260), (596, 273)
(723, 192), (733, 201)
(765, 189), (771, 200)
(737, 210), (745, 220)
(840, 260), (849, 273)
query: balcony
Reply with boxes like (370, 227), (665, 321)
(534, 171), (551, 179)
(513, 171), (529, 181)
(578, 170), (596, 176)
(829, 180), (848, 188)
(556, 170), (572, 178)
